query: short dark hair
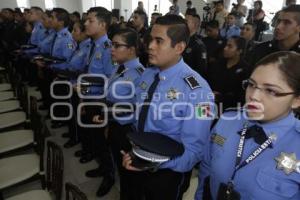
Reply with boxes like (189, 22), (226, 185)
(255, 51), (300, 96)
(254, 1), (263, 8)
(133, 10), (147, 21)
(2, 8), (14, 14)
(228, 12), (237, 18)
(243, 22), (257, 31)
(187, 1), (192, 5)
(281, 5), (300, 24)
(228, 36), (246, 52)
(87, 7), (112, 30)
(155, 15), (190, 47)
(31, 6), (43, 13)
(45, 10), (52, 17)
(113, 28), (141, 54)
(71, 11), (81, 19)
(52, 8), (70, 27)
(152, 12), (162, 17)
(185, 8), (197, 16)
(206, 20), (219, 29)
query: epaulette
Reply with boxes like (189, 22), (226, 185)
(136, 66), (144, 75)
(104, 41), (111, 49)
(184, 75), (201, 90)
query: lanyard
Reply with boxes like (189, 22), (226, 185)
(230, 123), (273, 181)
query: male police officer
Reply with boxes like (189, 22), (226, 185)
(122, 15), (214, 200)
(250, 5), (300, 67)
(183, 13), (208, 78)
(77, 6), (115, 197)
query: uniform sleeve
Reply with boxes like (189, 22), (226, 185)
(194, 127), (214, 200)
(160, 87), (214, 172)
(51, 39), (76, 69)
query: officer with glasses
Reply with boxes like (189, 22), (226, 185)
(195, 51), (300, 200)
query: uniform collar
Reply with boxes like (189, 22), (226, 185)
(157, 58), (184, 81)
(249, 112), (297, 146)
(56, 27), (69, 36)
(123, 58), (140, 69)
(94, 34), (109, 47)
(272, 39), (300, 51)
(79, 38), (91, 48)
(34, 21), (42, 28)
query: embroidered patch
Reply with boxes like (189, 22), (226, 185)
(211, 133), (226, 146)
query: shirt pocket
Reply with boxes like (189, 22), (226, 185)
(256, 169), (298, 198)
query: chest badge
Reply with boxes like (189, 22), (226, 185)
(95, 52), (102, 60)
(167, 88), (179, 100)
(140, 81), (147, 90)
(275, 152), (300, 175)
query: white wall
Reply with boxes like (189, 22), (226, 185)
(0, 0), (18, 10)
(56, 0), (81, 12)
(29, 0), (45, 9)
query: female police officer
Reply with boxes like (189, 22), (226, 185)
(196, 51), (300, 200)
(92, 27), (145, 198)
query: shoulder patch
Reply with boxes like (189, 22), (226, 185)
(211, 133), (226, 146)
(136, 67), (144, 75)
(184, 75), (201, 90)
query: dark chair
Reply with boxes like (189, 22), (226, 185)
(4, 141), (64, 200)
(65, 182), (88, 200)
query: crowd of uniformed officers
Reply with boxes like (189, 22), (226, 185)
(0, 1), (300, 200)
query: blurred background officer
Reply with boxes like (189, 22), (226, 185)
(76, 6), (115, 198)
(202, 20), (226, 66)
(220, 13), (240, 39)
(196, 51), (300, 200)
(93, 28), (145, 200)
(240, 22), (257, 61)
(250, 5), (300, 68)
(121, 15), (214, 200)
(207, 36), (250, 111)
(36, 8), (75, 128)
(51, 20), (91, 148)
(183, 12), (208, 78)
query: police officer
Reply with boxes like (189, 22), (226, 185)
(93, 28), (145, 199)
(51, 20), (91, 148)
(240, 22), (257, 61)
(220, 13), (241, 39)
(249, 5), (300, 67)
(36, 8), (75, 127)
(27, 7), (47, 47)
(121, 15), (214, 200)
(207, 36), (250, 111)
(195, 51), (300, 200)
(202, 20), (226, 66)
(75, 7), (115, 198)
(183, 13), (208, 78)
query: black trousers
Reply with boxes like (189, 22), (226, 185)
(79, 102), (114, 177)
(143, 169), (192, 200)
(107, 121), (140, 200)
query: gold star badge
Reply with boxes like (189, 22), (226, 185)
(96, 52), (102, 59)
(167, 88), (179, 100)
(140, 81), (147, 90)
(275, 152), (300, 175)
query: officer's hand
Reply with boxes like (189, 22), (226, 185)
(92, 115), (104, 124)
(121, 150), (141, 171)
(73, 84), (81, 93)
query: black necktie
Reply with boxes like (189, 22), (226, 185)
(50, 33), (58, 56)
(137, 73), (160, 132)
(116, 64), (125, 75)
(85, 41), (95, 72)
(239, 125), (268, 145)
